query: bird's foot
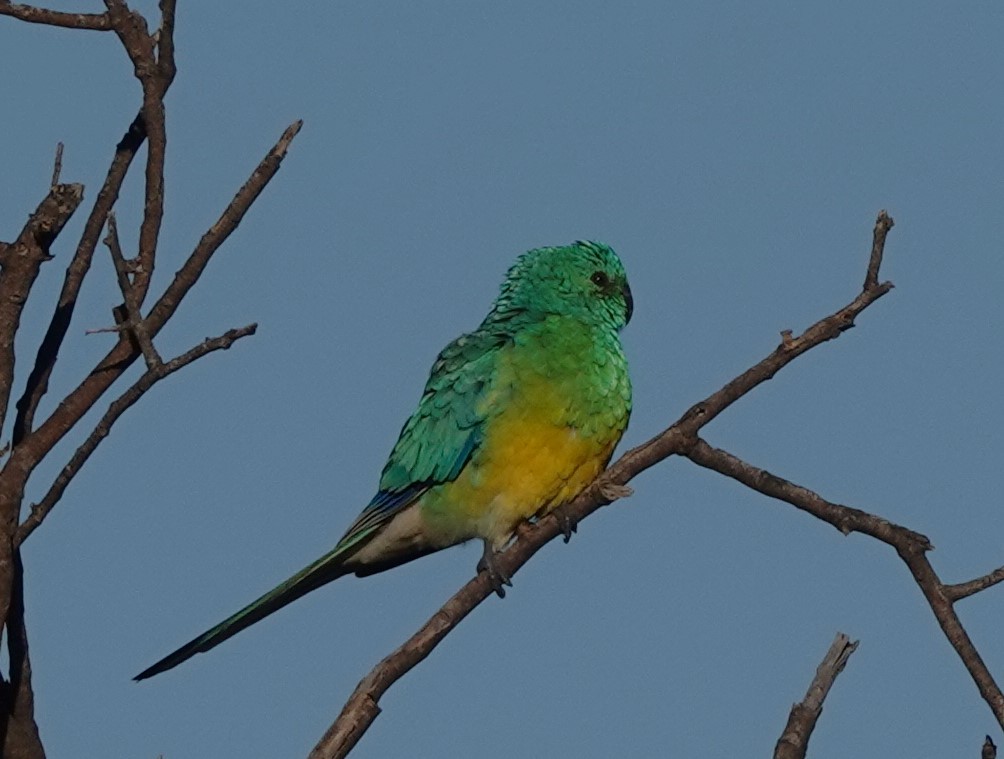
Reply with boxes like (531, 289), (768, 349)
(553, 484), (633, 544)
(552, 505), (578, 544)
(477, 540), (512, 598)
(599, 482), (634, 502)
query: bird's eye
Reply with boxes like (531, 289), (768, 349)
(590, 271), (609, 288)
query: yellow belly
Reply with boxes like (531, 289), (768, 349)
(421, 411), (617, 549)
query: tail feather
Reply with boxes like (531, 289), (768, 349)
(134, 548), (350, 681)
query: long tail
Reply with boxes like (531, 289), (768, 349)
(134, 547), (351, 681)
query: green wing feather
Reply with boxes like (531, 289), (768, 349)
(336, 326), (511, 547)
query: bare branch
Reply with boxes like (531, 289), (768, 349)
(144, 119), (303, 331)
(103, 212), (162, 368)
(12, 0), (177, 444)
(898, 548), (1004, 726)
(14, 324), (257, 547)
(309, 212), (897, 758)
(686, 438), (1004, 727)
(864, 209), (894, 291)
(0, 183), (84, 433)
(13, 119), (301, 476)
(685, 439), (931, 548)
(0, 6), (294, 754)
(945, 566), (1004, 603)
(12, 112), (147, 448)
(103, 0), (174, 305)
(774, 633), (859, 759)
(0, 2), (111, 30)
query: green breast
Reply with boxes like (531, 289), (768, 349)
(493, 315), (631, 439)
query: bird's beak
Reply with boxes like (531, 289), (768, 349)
(622, 281), (634, 324)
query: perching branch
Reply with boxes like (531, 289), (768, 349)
(774, 633), (859, 759)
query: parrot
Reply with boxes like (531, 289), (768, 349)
(135, 240), (632, 680)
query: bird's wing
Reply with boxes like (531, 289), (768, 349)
(333, 327), (509, 552)
(134, 328), (510, 681)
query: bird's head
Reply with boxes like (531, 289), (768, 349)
(490, 241), (633, 330)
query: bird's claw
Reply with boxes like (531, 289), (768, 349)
(552, 484), (633, 544)
(477, 541), (512, 598)
(550, 506), (578, 543)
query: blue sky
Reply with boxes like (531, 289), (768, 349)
(2, 2), (1003, 757)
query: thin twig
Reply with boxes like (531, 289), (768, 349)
(864, 209), (894, 291)
(685, 439), (932, 548)
(0, 2), (111, 30)
(145, 120), (302, 330)
(774, 633), (859, 759)
(945, 566), (1004, 602)
(14, 324), (257, 547)
(50, 142), (64, 189)
(84, 325), (130, 336)
(103, 212), (162, 368)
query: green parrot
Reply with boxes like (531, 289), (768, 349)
(136, 240), (632, 680)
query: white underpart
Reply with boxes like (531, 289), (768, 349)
(344, 504), (431, 568)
